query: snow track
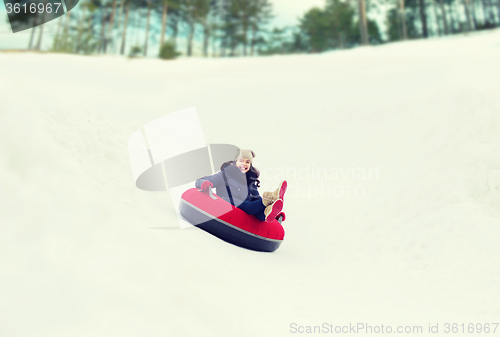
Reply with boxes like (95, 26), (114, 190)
(1, 29), (500, 336)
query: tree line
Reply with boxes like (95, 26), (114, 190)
(18, 0), (500, 57)
(42, 0), (274, 57)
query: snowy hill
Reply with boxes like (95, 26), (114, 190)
(1, 29), (500, 336)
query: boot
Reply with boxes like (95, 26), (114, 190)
(262, 180), (287, 205)
(264, 199), (283, 222)
(261, 194), (274, 207)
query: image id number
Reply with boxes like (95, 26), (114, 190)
(444, 323), (499, 333)
(5, 2), (62, 14)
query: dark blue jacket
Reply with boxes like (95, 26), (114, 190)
(195, 163), (261, 207)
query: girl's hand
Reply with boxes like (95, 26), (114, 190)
(200, 181), (213, 192)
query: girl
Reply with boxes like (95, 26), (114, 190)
(195, 149), (287, 222)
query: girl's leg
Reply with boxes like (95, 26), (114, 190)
(238, 198), (265, 215)
(254, 211), (266, 222)
(238, 199), (266, 222)
(262, 180), (287, 205)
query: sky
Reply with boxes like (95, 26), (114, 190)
(271, 0), (326, 27)
(0, 0), (332, 51)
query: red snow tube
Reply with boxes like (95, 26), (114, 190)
(179, 188), (285, 252)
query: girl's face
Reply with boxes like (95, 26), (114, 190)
(236, 158), (251, 173)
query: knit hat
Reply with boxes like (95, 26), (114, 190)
(235, 149), (256, 163)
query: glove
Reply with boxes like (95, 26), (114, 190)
(200, 181), (213, 192)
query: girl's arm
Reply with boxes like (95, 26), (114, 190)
(195, 171), (225, 189)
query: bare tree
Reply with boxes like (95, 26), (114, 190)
(160, 0), (169, 47)
(462, 0), (473, 30)
(358, 0), (369, 44)
(431, 0), (442, 35)
(120, 1), (131, 54)
(419, 0), (428, 37)
(439, 0), (449, 34)
(105, 0), (118, 52)
(144, 0), (152, 55)
(399, 0), (408, 39)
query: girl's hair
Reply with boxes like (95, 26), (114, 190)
(220, 161), (261, 188)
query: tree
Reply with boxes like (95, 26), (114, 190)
(144, 0), (153, 55)
(439, 0), (450, 34)
(159, 40), (181, 58)
(326, 0), (355, 49)
(399, 0), (409, 39)
(181, 0), (210, 56)
(51, 2), (77, 52)
(358, 0), (369, 44)
(105, 0), (119, 52)
(430, 0), (442, 35)
(386, 0), (419, 41)
(158, 0), (178, 47)
(262, 26), (286, 54)
(299, 7), (330, 52)
(120, 0), (132, 55)
(249, 0), (273, 55)
(418, 0), (429, 37)
(197, 0), (215, 57)
(298, 1), (370, 52)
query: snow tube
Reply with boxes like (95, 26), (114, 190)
(179, 188), (285, 252)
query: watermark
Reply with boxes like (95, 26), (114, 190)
(128, 108), (379, 229)
(128, 107), (244, 229)
(286, 180), (367, 201)
(289, 322), (499, 334)
(261, 163), (379, 201)
(261, 164), (379, 182)
(4, 0), (78, 33)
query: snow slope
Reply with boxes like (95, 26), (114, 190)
(1, 29), (500, 336)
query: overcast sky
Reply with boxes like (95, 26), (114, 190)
(271, 0), (326, 27)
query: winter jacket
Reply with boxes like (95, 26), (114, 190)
(195, 163), (261, 207)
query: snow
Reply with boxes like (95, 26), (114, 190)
(1, 29), (500, 336)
